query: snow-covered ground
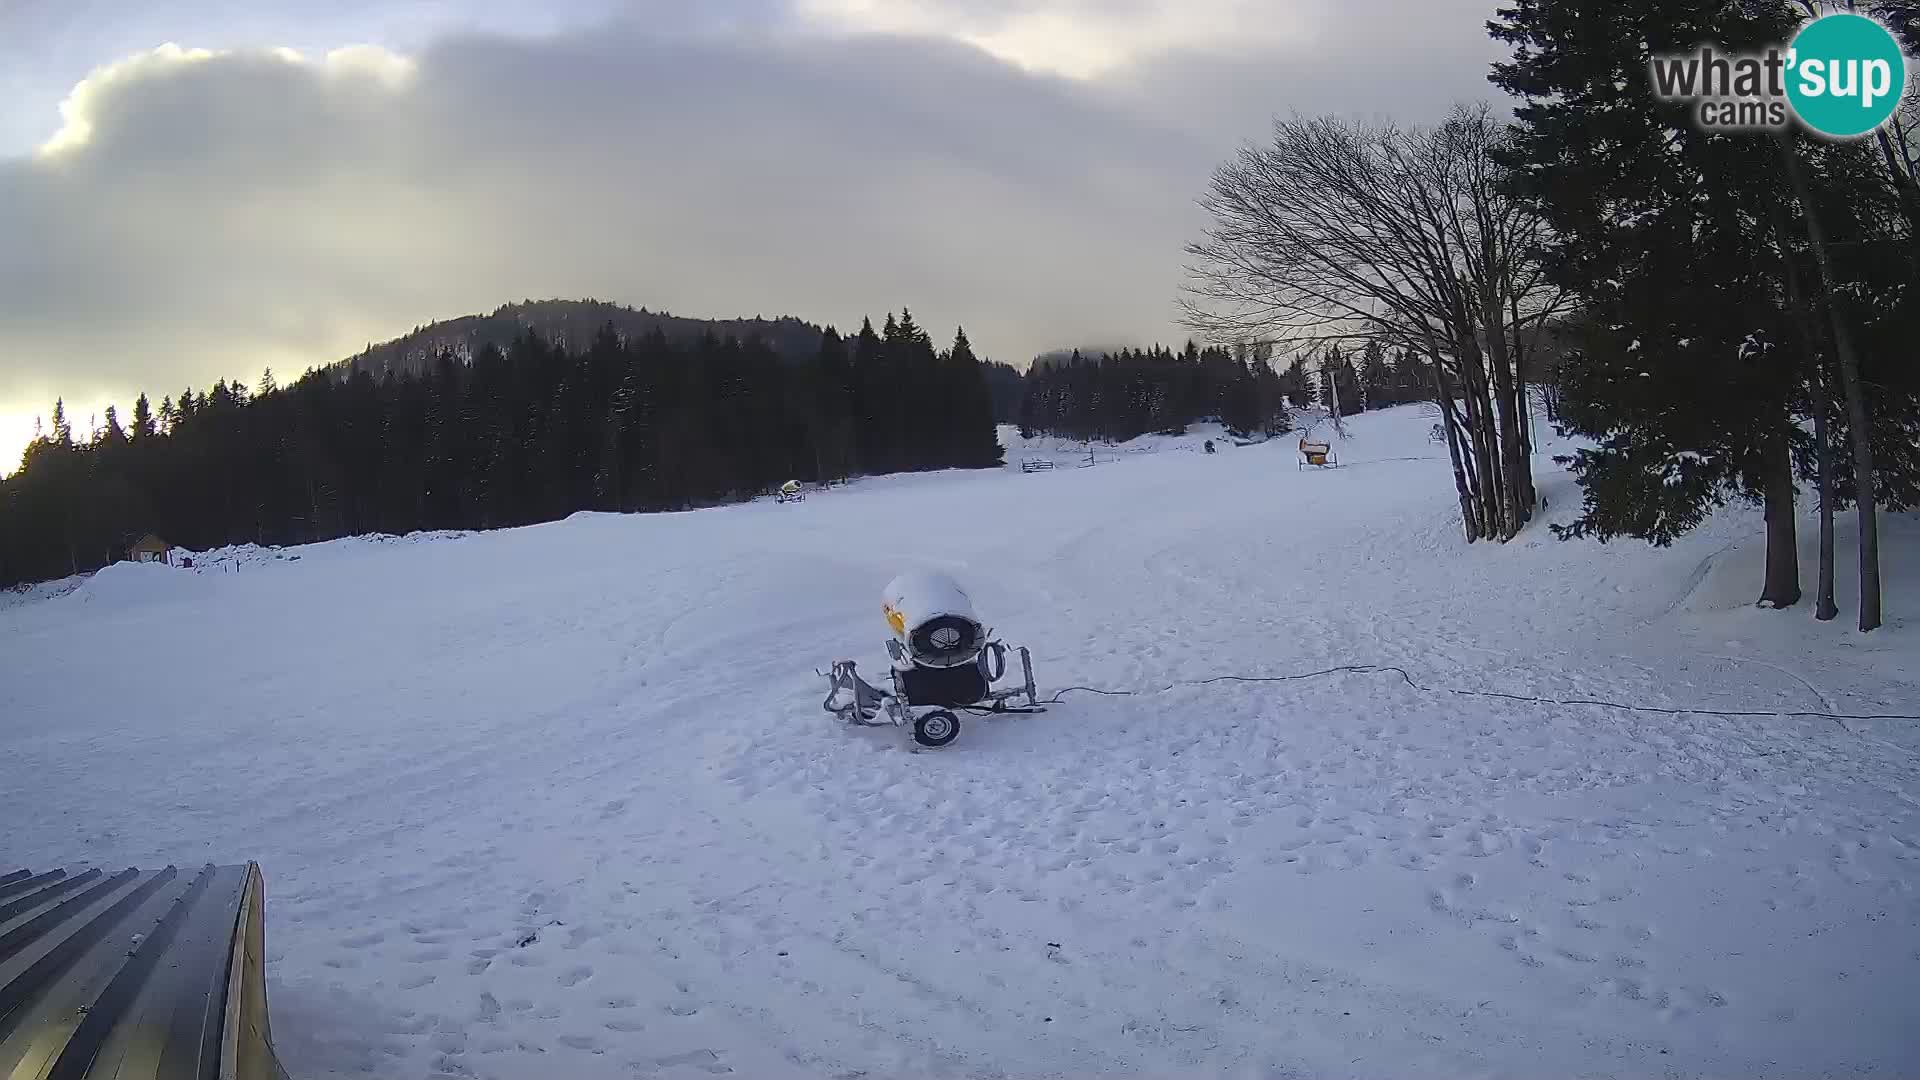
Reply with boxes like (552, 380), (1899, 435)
(998, 421), (1275, 472)
(3, 405), (1916, 1079)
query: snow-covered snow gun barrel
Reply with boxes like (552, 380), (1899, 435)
(821, 571), (1039, 747)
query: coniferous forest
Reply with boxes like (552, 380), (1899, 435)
(1016, 343), (1289, 442)
(0, 310), (1002, 587)
(1015, 340), (1431, 444)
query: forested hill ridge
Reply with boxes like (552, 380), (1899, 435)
(0, 309), (1008, 587)
(333, 299), (829, 381)
(1028, 344), (1136, 370)
(335, 298), (1027, 421)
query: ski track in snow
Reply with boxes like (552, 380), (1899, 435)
(4, 408), (1918, 1079)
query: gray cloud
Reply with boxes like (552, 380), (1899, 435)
(0, 1), (1507, 460)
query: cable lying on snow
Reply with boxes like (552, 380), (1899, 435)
(1043, 664), (1919, 724)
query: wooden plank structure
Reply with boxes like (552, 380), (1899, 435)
(0, 864), (288, 1080)
(1020, 459), (1056, 473)
(126, 535), (173, 565)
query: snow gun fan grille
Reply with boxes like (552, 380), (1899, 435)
(909, 615), (983, 668)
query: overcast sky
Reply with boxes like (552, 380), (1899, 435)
(0, 0), (1506, 473)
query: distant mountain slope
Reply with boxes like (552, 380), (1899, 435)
(1029, 344), (1137, 370)
(333, 299), (828, 380)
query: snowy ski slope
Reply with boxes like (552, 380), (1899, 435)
(3, 406), (1916, 1079)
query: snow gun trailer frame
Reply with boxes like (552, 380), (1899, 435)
(0, 863), (289, 1080)
(822, 644), (1039, 747)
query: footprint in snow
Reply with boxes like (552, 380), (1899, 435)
(655, 1049), (733, 1073)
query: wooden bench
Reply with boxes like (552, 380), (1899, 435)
(1298, 440), (1337, 469)
(1021, 460), (1056, 473)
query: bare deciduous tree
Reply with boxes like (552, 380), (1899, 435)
(1183, 103), (1566, 541)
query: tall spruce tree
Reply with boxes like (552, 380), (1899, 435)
(1283, 357), (1313, 410)
(1359, 341), (1391, 411)
(944, 327), (1004, 467)
(130, 394), (155, 443)
(1491, 0), (1810, 607)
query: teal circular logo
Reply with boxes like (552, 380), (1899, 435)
(1787, 13), (1908, 138)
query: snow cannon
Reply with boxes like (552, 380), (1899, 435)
(821, 571), (1041, 747)
(882, 571), (986, 669)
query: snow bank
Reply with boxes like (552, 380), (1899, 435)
(0, 573), (88, 612)
(1672, 508), (1918, 697)
(68, 559), (202, 608)
(179, 530), (471, 572)
(1681, 510), (1920, 620)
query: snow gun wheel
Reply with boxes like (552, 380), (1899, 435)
(913, 710), (961, 747)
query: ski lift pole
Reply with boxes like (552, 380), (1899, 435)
(1328, 359), (1344, 438)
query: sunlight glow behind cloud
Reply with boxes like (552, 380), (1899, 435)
(791, 0), (1312, 79)
(37, 42), (419, 159)
(37, 44), (222, 157)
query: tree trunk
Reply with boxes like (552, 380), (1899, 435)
(1514, 358), (1537, 507)
(1873, 127), (1920, 238)
(1812, 364), (1839, 621)
(1479, 290), (1533, 536)
(1834, 319), (1882, 632)
(1487, 343), (1530, 536)
(1428, 341), (1479, 541)
(1459, 356), (1504, 538)
(1776, 207), (1839, 622)
(1760, 426), (1802, 609)
(1782, 139), (1881, 631)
